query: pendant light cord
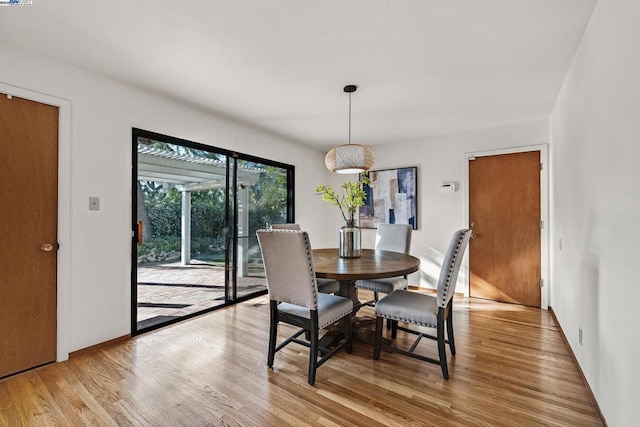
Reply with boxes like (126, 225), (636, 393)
(348, 92), (352, 145)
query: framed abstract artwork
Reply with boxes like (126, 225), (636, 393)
(359, 166), (417, 229)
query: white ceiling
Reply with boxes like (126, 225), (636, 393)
(0, 0), (596, 151)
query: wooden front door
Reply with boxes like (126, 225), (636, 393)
(0, 93), (59, 378)
(469, 151), (541, 307)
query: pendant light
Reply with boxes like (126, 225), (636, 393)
(325, 85), (375, 174)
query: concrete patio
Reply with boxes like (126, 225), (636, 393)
(136, 260), (266, 329)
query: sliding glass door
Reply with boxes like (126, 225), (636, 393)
(132, 129), (293, 334)
(233, 159), (291, 300)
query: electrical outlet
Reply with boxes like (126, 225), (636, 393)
(579, 327), (583, 345)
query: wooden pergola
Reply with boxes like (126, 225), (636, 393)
(137, 145), (264, 276)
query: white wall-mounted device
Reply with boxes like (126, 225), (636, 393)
(439, 182), (456, 193)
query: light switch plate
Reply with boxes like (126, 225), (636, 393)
(89, 196), (100, 211)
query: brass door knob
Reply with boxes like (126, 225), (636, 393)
(40, 243), (55, 252)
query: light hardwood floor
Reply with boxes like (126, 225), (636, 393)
(0, 292), (603, 426)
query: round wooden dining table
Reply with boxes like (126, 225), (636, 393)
(312, 248), (420, 346)
(312, 248), (420, 313)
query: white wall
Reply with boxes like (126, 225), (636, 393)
(549, 0), (640, 424)
(0, 41), (340, 355)
(369, 119), (549, 290)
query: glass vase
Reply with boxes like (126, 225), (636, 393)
(339, 220), (361, 258)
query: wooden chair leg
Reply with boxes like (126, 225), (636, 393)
(268, 301), (278, 368)
(446, 312), (456, 356)
(308, 316), (319, 385)
(437, 318), (449, 379)
(373, 316), (383, 360)
(391, 319), (398, 339)
(345, 317), (353, 354)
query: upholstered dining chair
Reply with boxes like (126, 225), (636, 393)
(355, 223), (412, 307)
(270, 223), (340, 294)
(256, 229), (353, 385)
(373, 229), (471, 380)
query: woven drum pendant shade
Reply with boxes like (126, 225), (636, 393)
(325, 143), (375, 174)
(325, 84), (375, 174)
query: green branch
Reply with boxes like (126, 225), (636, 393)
(315, 173), (370, 224)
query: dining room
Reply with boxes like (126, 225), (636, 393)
(1, 1), (637, 425)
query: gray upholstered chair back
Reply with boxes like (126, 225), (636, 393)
(375, 223), (412, 254)
(256, 229), (318, 310)
(270, 223), (301, 230)
(436, 229), (471, 308)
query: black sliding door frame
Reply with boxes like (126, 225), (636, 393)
(131, 128), (294, 336)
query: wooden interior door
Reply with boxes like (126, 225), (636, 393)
(0, 93), (59, 378)
(469, 151), (541, 307)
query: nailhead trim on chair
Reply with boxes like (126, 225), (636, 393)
(438, 231), (465, 308)
(301, 232), (319, 309)
(375, 312), (438, 327)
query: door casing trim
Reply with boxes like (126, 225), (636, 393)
(464, 144), (549, 309)
(0, 82), (72, 361)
